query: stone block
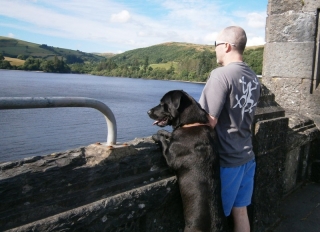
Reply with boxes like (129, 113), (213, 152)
(297, 144), (311, 182)
(303, 0), (320, 12)
(268, 0), (304, 15)
(253, 117), (288, 156)
(283, 147), (300, 193)
(262, 77), (303, 112)
(300, 79), (320, 115)
(286, 113), (320, 157)
(262, 77), (320, 116)
(266, 12), (316, 42)
(310, 160), (320, 182)
(252, 149), (286, 231)
(262, 42), (314, 78)
(255, 85), (285, 122)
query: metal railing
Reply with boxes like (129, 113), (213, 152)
(0, 97), (117, 145)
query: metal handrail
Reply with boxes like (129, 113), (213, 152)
(0, 97), (117, 145)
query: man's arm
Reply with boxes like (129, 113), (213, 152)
(208, 114), (218, 128)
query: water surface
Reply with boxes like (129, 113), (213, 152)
(0, 70), (205, 162)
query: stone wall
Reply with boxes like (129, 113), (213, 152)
(0, 138), (185, 231)
(263, 0), (320, 126)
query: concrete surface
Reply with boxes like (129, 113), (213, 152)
(271, 182), (320, 232)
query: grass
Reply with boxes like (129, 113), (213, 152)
(149, 62), (178, 70)
(4, 56), (25, 66)
(0, 36), (104, 62)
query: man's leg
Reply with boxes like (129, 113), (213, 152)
(232, 206), (250, 232)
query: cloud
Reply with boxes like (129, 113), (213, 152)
(246, 12), (266, 29)
(247, 36), (265, 46)
(0, 0), (267, 52)
(7, 33), (14, 38)
(204, 32), (219, 44)
(111, 10), (131, 23)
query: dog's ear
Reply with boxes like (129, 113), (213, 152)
(171, 91), (182, 109)
(169, 91), (182, 117)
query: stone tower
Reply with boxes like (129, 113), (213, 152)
(263, 0), (320, 126)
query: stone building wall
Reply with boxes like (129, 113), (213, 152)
(263, 0), (320, 126)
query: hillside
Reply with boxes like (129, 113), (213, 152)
(0, 36), (264, 80)
(102, 42), (264, 81)
(111, 42), (263, 63)
(0, 36), (105, 63)
(111, 42), (216, 64)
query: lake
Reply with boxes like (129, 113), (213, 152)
(0, 70), (205, 162)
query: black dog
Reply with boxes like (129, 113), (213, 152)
(148, 90), (224, 232)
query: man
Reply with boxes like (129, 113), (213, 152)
(199, 26), (260, 232)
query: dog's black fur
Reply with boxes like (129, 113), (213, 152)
(148, 90), (224, 232)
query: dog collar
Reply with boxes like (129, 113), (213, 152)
(182, 123), (210, 128)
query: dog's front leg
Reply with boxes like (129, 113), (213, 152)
(157, 129), (172, 139)
(158, 135), (172, 166)
(158, 135), (177, 169)
(152, 129), (171, 146)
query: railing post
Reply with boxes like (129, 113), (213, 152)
(0, 97), (117, 145)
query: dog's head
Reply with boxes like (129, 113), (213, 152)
(147, 90), (208, 129)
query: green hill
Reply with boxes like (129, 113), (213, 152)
(111, 42), (216, 64)
(0, 36), (105, 63)
(0, 36), (264, 80)
(102, 42), (263, 81)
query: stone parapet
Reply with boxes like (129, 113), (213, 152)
(0, 138), (182, 231)
(250, 85), (288, 231)
(6, 177), (183, 232)
(283, 113), (320, 194)
(286, 113), (320, 151)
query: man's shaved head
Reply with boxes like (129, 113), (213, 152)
(217, 26), (247, 54)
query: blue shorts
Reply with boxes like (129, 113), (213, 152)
(220, 159), (256, 216)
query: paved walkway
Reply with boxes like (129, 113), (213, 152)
(271, 182), (320, 232)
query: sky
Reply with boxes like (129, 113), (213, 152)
(0, 0), (268, 54)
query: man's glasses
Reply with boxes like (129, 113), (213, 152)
(214, 41), (236, 47)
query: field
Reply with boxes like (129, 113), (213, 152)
(149, 62), (178, 70)
(4, 56), (25, 66)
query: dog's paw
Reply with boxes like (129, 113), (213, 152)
(157, 129), (171, 138)
(152, 134), (161, 143)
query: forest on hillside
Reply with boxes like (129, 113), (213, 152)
(0, 37), (264, 82)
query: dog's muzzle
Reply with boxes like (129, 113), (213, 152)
(147, 109), (169, 127)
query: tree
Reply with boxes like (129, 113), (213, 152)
(17, 54), (27, 60)
(167, 63), (175, 74)
(65, 54), (84, 64)
(40, 56), (70, 73)
(23, 57), (41, 71)
(0, 59), (12, 69)
(143, 56), (149, 72)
